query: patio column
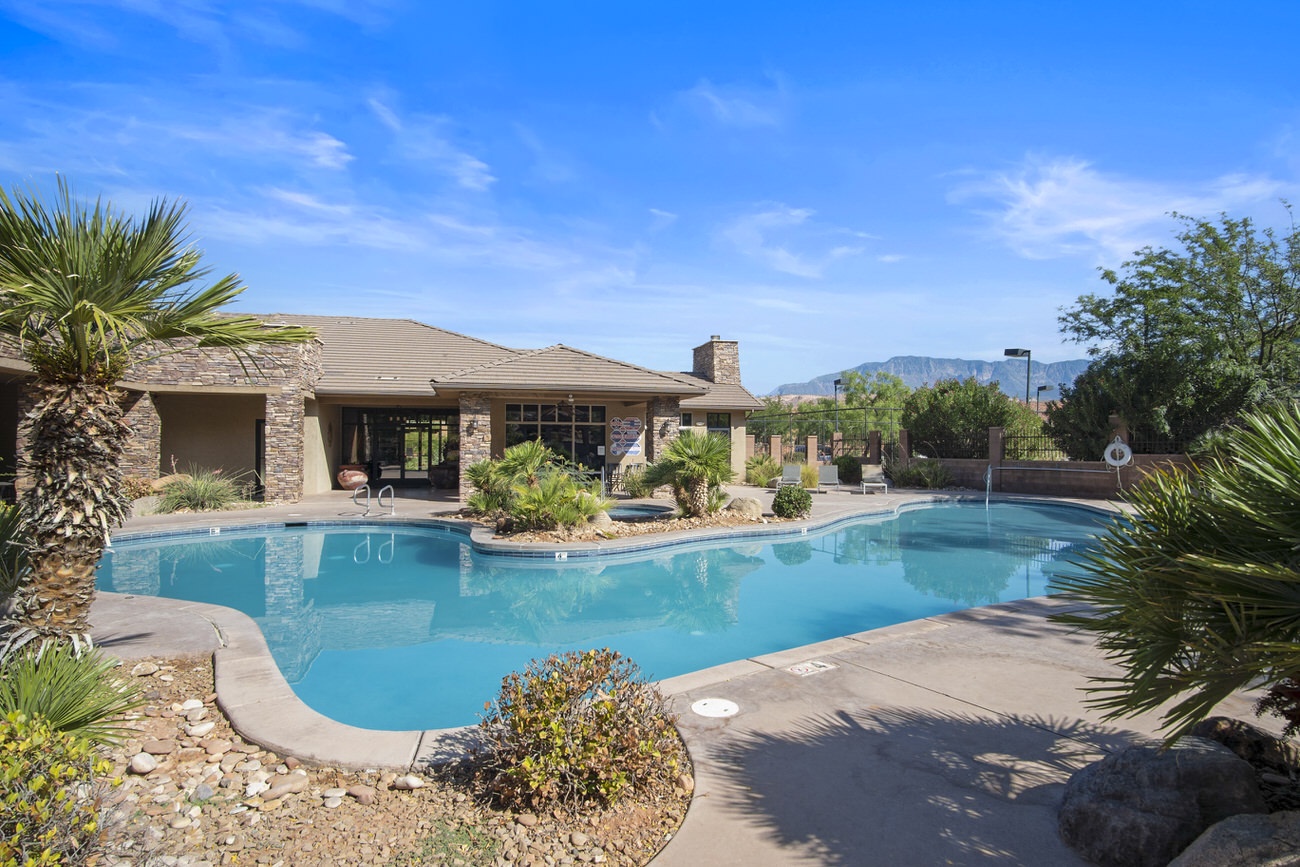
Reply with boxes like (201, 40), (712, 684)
(988, 426), (1005, 493)
(263, 387), (305, 504)
(648, 396), (680, 462)
(458, 393), (491, 501)
(120, 390), (161, 479)
(806, 434), (818, 464)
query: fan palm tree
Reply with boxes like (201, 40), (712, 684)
(0, 178), (315, 643)
(1052, 401), (1300, 740)
(643, 430), (735, 517)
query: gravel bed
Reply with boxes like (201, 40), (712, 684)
(99, 657), (692, 866)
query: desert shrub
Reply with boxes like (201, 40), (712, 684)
(771, 485), (812, 519)
(833, 455), (863, 486)
(511, 473), (609, 531)
(478, 649), (685, 809)
(0, 711), (117, 866)
(887, 459), (954, 489)
(744, 455), (780, 487)
(465, 443), (608, 530)
(120, 476), (155, 502)
(156, 466), (252, 513)
(799, 465), (818, 490)
(0, 643), (142, 745)
(619, 466), (654, 499)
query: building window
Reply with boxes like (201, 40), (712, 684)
(706, 412), (731, 440)
(505, 403), (607, 468)
(680, 412), (692, 428)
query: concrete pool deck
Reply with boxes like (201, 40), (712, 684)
(89, 487), (1268, 866)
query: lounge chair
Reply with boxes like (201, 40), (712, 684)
(860, 465), (889, 494)
(770, 464), (802, 488)
(817, 464), (841, 492)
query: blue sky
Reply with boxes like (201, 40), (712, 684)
(1, 2), (1298, 394)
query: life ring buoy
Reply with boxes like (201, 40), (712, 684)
(1104, 438), (1133, 468)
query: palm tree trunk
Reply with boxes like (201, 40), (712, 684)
(686, 479), (710, 517)
(18, 380), (132, 637)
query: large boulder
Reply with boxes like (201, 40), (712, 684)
(1190, 716), (1300, 774)
(1059, 738), (1267, 867)
(1168, 811), (1300, 867)
(725, 496), (763, 520)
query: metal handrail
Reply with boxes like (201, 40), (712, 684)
(377, 485), (395, 516)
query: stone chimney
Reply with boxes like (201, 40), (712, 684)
(692, 335), (740, 384)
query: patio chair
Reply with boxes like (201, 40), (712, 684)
(860, 465), (889, 494)
(770, 464), (803, 488)
(817, 464), (841, 492)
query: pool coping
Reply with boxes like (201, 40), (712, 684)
(96, 491), (1120, 771)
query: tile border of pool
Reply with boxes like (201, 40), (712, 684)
(99, 492), (1120, 771)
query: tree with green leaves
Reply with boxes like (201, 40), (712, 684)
(643, 430), (735, 517)
(0, 179), (315, 644)
(1049, 210), (1300, 457)
(902, 377), (1041, 458)
(1052, 402), (1300, 739)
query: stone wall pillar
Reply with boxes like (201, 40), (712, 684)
(648, 396), (681, 462)
(989, 426), (1005, 492)
(868, 431), (882, 465)
(119, 390), (161, 479)
(898, 429), (912, 469)
(771, 435), (782, 464)
(745, 433), (755, 461)
(263, 387), (305, 504)
(13, 386), (35, 496)
(806, 435), (818, 464)
(458, 393), (491, 501)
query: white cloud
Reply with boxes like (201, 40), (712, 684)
(368, 104), (496, 191)
(648, 208), (677, 232)
(952, 155), (1293, 260)
(682, 76), (787, 128)
(719, 204), (869, 278)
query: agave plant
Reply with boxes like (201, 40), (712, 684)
(1052, 401), (1300, 739)
(0, 641), (142, 744)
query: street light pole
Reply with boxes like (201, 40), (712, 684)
(1004, 348), (1031, 406)
(833, 378), (842, 433)
(1036, 384), (1050, 412)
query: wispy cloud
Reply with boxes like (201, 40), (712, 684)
(366, 100), (496, 191)
(951, 155), (1293, 260)
(648, 208), (677, 232)
(719, 204), (870, 278)
(681, 75), (787, 128)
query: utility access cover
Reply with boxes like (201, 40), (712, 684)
(787, 660), (837, 677)
(690, 698), (739, 718)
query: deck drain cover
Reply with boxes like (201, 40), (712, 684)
(787, 660), (837, 677)
(691, 698), (739, 718)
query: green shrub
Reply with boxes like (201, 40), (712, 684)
(887, 459), (954, 489)
(771, 485), (812, 519)
(619, 466), (654, 499)
(744, 455), (780, 487)
(833, 455), (863, 486)
(0, 504), (28, 599)
(120, 476), (155, 501)
(465, 443), (608, 530)
(0, 711), (117, 866)
(799, 465), (818, 489)
(0, 643), (142, 745)
(511, 473), (609, 531)
(156, 466), (252, 513)
(478, 649), (685, 809)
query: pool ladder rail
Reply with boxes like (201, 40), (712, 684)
(351, 484), (396, 517)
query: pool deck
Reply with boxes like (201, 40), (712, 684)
(90, 487), (1269, 866)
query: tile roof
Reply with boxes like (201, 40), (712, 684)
(430, 344), (706, 396)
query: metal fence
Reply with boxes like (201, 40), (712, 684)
(909, 432), (986, 460)
(1002, 433), (1068, 461)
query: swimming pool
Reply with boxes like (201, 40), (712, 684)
(96, 502), (1104, 730)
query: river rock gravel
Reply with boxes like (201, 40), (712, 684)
(99, 657), (692, 866)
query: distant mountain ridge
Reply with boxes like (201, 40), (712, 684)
(770, 356), (1092, 400)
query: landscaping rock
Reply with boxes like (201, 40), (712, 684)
(590, 509), (614, 528)
(1059, 738), (1268, 867)
(129, 752), (159, 775)
(725, 496), (763, 519)
(1191, 717), (1300, 773)
(1168, 810), (1300, 867)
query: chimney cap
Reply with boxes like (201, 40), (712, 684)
(710, 334), (721, 340)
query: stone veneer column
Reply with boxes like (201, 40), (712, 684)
(458, 393), (491, 501)
(12, 385), (35, 496)
(263, 387), (305, 504)
(119, 390), (161, 479)
(648, 396), (681, 462)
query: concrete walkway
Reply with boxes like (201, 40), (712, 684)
(89, 487), (1268, 866)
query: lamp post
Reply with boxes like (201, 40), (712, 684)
(1036, 384), (1050, 412)
(833, 378), (842, 433)
(1004, 348), (1031, 406)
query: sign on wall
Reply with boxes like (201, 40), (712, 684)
(609, 416), (643, 456)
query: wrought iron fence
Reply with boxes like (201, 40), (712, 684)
(910, 433), (986, 460)
(1002, 433), (1068, 461)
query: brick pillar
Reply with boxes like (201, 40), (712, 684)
(898, 429), (912, 469)
(989, 426), (1005, 493)
(458, 393), (491, 501)
(648, 396), (681, 462)
(119, 390), (161, 479)
(867, 431), (882, 465)
(771, 435), (783, 464)
(745, 433), (755, 461)
(830, 431), (842, 459)
(806, 435), (818, 464)
(263, 387), (305, 504)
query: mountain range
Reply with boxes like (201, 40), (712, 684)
(769, 356), (1092, 401)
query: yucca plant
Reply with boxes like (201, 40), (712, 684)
(642, 431), (735, 517)
(156, 466), (251, 513)
(0, 178), (314, 641)
(0, 642), (142, 745)
(1052, 401), (1300, 739)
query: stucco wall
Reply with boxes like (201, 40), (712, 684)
(156, 393), (264, 479)
(302, 399), (332, 495)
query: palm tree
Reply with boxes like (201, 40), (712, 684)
(1052, 401), (1300, 739)
(643, 430), (735, 517)
(0, 179), (315, 643)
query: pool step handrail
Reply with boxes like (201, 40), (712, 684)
(377, 485), (395, 516)
(351, 484), (370, 514)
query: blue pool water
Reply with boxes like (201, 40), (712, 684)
(96, 502), (1104, 730)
